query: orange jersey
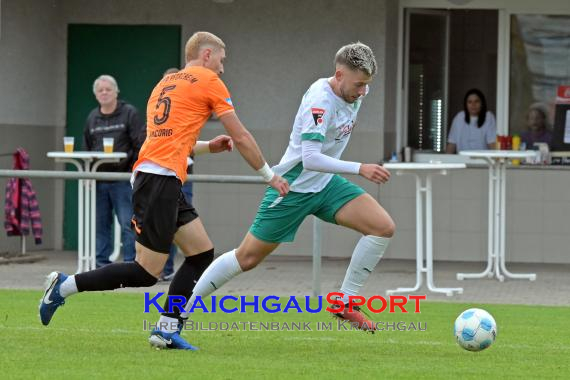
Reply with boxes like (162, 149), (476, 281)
(134, 66), (234, 182)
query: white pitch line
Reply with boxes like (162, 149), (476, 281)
(14, 326), (138, 335)
(12, 326), (570, 351)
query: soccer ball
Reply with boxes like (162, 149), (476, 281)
(454, 308), (497, 352)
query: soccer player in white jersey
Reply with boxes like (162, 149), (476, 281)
(150, 42), (394, 348)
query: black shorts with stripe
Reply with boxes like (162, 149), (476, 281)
(131, 172), (198, 253)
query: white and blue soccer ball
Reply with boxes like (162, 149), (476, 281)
(454, 308), (497, 352)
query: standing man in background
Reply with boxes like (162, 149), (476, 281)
(84, 75), (145, 267)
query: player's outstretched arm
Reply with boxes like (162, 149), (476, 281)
(193, 136), (234, 155)
(301, 140), (390, 184)
(218, 112), (263, 166)
(358, 164), (391, 184)
(219, 111), (289, 195)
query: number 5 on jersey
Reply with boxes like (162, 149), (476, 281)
(154, 85), (176, 125)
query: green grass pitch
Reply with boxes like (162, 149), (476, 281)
(0, 290), (569, 379)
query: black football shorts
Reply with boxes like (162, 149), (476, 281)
(131, 172), (198, 253)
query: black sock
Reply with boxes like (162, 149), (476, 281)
(162, 248), (214, 320)
(75, 261), (157, 292)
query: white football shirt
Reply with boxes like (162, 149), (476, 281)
(272, 78), (366, 192)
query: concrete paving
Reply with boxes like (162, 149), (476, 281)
(1, 250), (569, 306)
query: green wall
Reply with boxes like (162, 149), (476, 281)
(64, 24), (181, 249)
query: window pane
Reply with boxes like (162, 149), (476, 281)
(406, 9), (497, 153)
(509, 15), (570, 149)
(407, 11), (448, 152)
(448, 10), (497, 139)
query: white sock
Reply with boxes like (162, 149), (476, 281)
(180, 249), (242, 319)
(340, 235), (390, 303)
(59, 275), (78, 298)
(157, 315), (179, 333)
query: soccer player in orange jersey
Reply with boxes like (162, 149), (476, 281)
(39, 32), (289, 350)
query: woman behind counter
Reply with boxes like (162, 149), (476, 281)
(446, 88), (496, 154)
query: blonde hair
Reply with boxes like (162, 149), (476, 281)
(93, 75), (119, 94)
(163, 67), (179, 77)
(185, 31), (226, 62)
(334, 42), (377, 77)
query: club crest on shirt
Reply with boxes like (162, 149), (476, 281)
(335, 120), (355, 141)
(311, 108), (326, 126)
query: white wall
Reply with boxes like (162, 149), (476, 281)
(0, 0), (66, 251)
(0, 0), (65, 126)
(55, 0), (387, 134)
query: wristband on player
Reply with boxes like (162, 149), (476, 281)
(193, 141), (210, 155)
(257, 163), (275, 182)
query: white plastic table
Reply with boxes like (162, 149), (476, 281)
(384, 163), (466, 296)
(48, 152), (126, 273)
(457, 150), (539, 282)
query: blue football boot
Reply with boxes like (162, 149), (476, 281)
(39, 271), (68, 326)
(148, 329), (199, 351)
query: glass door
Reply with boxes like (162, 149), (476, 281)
(405, 9), (450, 152)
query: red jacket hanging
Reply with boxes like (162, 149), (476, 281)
(4, 148), (43, 244)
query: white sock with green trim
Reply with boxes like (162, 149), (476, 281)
(180, 249), (243, 319)
(340, 235), (390, 303)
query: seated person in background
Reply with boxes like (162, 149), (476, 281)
(446, 88), (496, 154)
(521, 103), (552, 149)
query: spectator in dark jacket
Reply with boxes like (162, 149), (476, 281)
(84, 74), (145, 267)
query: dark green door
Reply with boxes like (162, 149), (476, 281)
(64, 24), (181, 249)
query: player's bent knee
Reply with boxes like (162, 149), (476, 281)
(131, 261), (159, 287)
(370, 218), (396, 238)
(139, 273), (158, 287)
(383, 219), (396, 238)
(238, 256), (260, 272)
(236, 252), (263, 272)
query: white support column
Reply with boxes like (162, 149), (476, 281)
(458, 162), (495, 280)
(458, 151), (537, 281)
(415, 174), (424, 290)
(78, 179), (84, 273)
(84, 160), (96, 271)
(386, 164), (464, 296)
(109, 216), (122, 262)
(90, 178), (96, 270)
(498, 161), (536, 280)
(493, 162), (505, 282)
(387, 174), (424, 295)
(52, 158), (85, 273)
(424, 172), (462, 296)
(89, 158), (123, 271)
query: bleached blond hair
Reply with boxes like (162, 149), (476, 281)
(185, 31), (226, 62)
(334, 42), (377, 77)
(163, 67), (179, 77)
(93, 75), (119, 94)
